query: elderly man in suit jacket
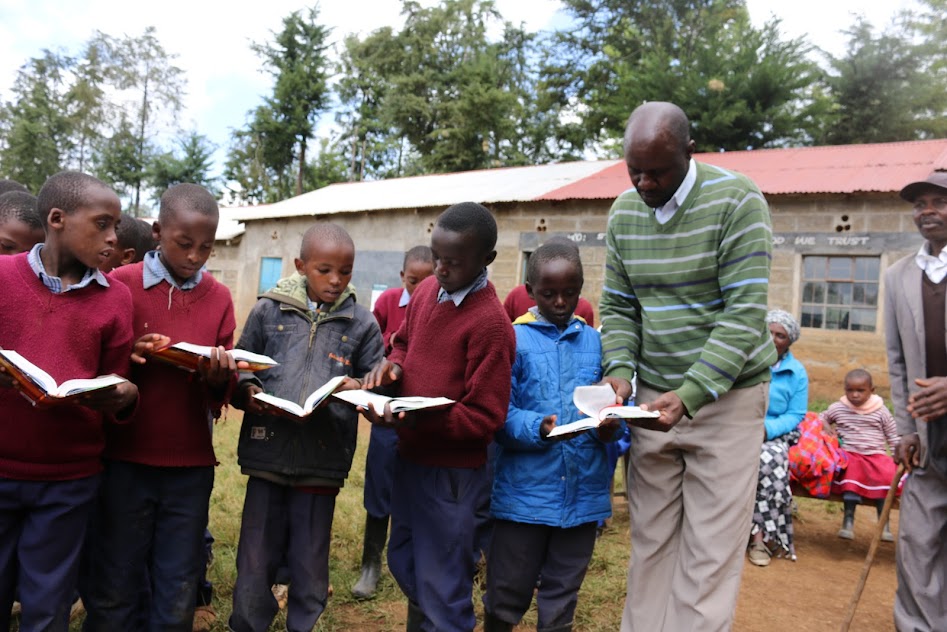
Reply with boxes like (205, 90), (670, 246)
(885, 171), (947, 632)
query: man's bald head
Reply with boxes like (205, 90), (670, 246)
(623, 102), (691, 154)
(622, 102), (695, 209)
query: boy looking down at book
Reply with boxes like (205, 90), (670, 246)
(229, 222), (383, 632)
(362, 202), (516, 632)
(483, 241), (620, 632)
(81, 183), (239, 631)
(0, 190), (45, 256)
(352, 244), (434, 600)
(0, 171), (138, 631)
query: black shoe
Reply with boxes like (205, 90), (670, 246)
(352, 514), (389, 600)
(406, 601), (424, 632)
(483, 612), (514, 632)
(838, 501), (856, 540)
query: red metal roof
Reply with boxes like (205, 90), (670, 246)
(537, 139), (947, 201)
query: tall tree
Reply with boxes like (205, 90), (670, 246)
(543, 0), (830, 152)
(105, 27), (186, 214)
(251, 6), (332, 196)
(822, 4), (947, 143)
(96, 112), (147, 206)
(63, 37), (112, 172)
(0, 51), (72, 192)
(148, 131), (219, 201)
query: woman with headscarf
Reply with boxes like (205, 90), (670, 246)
(747, 309), (809, 567)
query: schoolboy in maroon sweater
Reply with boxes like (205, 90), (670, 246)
(363, 202), (515, 632)
(82, 184), (239, 632)
(0, 171), (138, 632)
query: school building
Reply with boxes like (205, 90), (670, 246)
(210, 138), (947, 400)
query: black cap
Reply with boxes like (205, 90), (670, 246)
(900, 171), (947, 203)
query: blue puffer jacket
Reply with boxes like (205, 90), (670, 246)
(491, 313), (613, 528)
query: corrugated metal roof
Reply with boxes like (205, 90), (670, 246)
(222, 139), (947, 222)
(216, 208), (246, 240)
(226, 161), (616, 222)
(540, 139), (947, 201)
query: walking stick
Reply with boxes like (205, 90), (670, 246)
(839, 462), (906, 632)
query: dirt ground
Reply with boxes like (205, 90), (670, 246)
(327, 496), (899, 631)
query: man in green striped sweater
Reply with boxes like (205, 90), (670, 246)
(600, 102), (777, 632)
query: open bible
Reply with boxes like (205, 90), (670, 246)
(546, 383), (659, 438)
(332, 390), (455, 416)
(0, 349), (127, 406)
(152, 342), (278, 372)
(252, 375), (347, 419)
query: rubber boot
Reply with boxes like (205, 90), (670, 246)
(483, 612), (515, 632)
(352, 514), (389, 599)
(406, 601), (424, 632)
(876, 501), (894, 542)
(838, 501), (856, 540)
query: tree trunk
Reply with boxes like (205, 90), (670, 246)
(296, 137), (306, 197)
(135, 74), (150, 216)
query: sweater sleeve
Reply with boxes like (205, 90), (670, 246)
(99, 285), (137, 424)
(599, 206), (643, 384)
(674, 183), (774, 415)
(879, 406), (901, 451)
(495, 351), (552, 452)
(764, 369), (808, 440)
(206, 288), (238, 414)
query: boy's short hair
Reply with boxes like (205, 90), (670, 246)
(299, 222), (354, 259)
(132, 218), (157, 260)
(404, 245), (433, 269)
(435, 202), (497, 254)
(116, 213), (142, 250)
(0, 179), (29, 196)
(36, 171), (112, 229)
(526, 240), (583, 285)
(845, 368), (873, 386)
(159, 183), (219, 223)
(0, 191), (43, 232)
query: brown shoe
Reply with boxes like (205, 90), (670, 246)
(747, 542), (771, 567)
(192, 604), (216, 632)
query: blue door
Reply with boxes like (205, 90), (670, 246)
(258, 257), (282, 294)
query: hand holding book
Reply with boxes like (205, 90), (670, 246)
(545, 384), (659, 438)
(0, 349), (134, 410)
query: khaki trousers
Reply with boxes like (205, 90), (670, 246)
(620, 382), (767, 632)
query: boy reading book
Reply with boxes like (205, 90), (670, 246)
(362, 202), (516, 632)
(0, 171), (138, 631)
(229, 223), (383, 632)
(484, 240), (620, 632)
(81, 183), (240, 631)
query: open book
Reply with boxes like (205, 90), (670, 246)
(152, 342), (278, 373)
(252, 375), (347, 419)
(0, 349), (127, 405)
(546, 383), (659, 438)
(332, 390), (455, 416)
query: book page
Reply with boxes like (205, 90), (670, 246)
(55, 375), (125, 398)
(332, 390), (393, 415)
(389, 396), (455, 413)
(0, 349), (58, 394)
(155, 342), (278, 372)
(601, 405), (660, 420)
(546, 417), (600, 438)
(302, 375), (347, 412)
(253, 392), (305, 417)
(572, 384), (619, 420)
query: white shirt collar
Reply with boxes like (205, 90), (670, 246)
(654, 158), (697, 225)
(915, 242), (947, 283)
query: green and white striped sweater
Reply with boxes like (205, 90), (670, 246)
(600, 160), (777, 416)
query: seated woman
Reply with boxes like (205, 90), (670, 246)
(747, 309), (809, 567)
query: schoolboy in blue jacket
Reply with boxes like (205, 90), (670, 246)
(484, 241), (620, 632)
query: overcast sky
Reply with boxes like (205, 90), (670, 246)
(0, 0), (918, 169)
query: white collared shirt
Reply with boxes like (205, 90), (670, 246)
(653, 158), (697, 224)
(915, 243), (947, 283)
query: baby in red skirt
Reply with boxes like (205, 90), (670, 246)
(821, 369), (901, 541)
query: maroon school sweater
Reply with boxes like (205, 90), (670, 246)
(104, 263), (236, 467)
(373, 286), (406, 349)
(388, 276), (515, 468)
(0, 253), (134, 480)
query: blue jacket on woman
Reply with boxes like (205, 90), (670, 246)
(491, 312), (613, 528)
(764, 349), (809, 441)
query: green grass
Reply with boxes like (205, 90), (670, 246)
(59, 413), (631, 631)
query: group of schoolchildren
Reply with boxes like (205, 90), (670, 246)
(0, 169), (911, 632)
(0, 174), (620, 632)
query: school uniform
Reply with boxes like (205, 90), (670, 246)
(0, 247), (134, 632)
(82, 254), (235, 632)
(386, 273), (515, 632)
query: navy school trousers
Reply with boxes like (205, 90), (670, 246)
(387, 455), (490, 632)
(229, 476), (335, 632)
(484, 519), (598, 632)
(363, 425), (399, 519)
(0, 474), (100, 632)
